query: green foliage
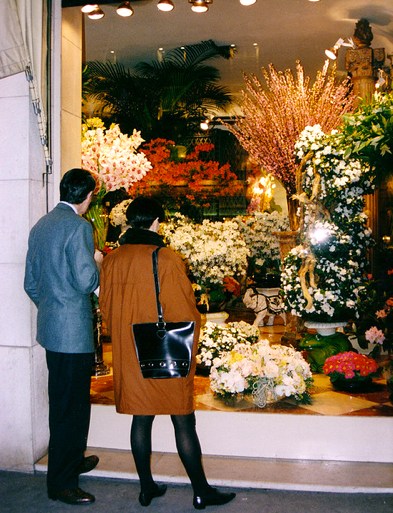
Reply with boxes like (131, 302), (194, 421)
(340, 92), (393, 183)
(83, 40), (233, 143)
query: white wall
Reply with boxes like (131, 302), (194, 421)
(0, 0), (83, 472)
(0, 72), (49, 471)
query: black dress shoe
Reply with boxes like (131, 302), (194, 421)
(139, 484), (167, 507)
(48, 487), (95, 505)
(77, 455), (99, 475)
(193, 488), (236, 510)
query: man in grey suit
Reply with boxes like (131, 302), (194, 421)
(24, 168), (104, 505)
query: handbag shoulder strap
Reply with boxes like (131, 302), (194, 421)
(152, 247), (164, 324)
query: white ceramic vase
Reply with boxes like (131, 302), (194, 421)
(304, 321), (347, 337)
(205, 311), (229, 325)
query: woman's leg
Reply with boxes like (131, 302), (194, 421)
(171, 413), (236, 509)
(170, 413), (210, 495)
(130, 415), (156, 492)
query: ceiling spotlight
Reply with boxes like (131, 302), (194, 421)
(325, 37), (355, 60)
(116, 1), (134, 16)
(81, 4), (98, 13)
(200, 119), (210, 130)
(157, 0), (174, 11)
(87, 6), (105, 19)
(189, 0), (212, 13)
(240, 0), (256, 5)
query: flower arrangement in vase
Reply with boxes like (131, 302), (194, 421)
(160, 213), (249, 311)
(209, 340), (313, 406)
(323, 351), (380, 393)
(81, 117), (152, 249)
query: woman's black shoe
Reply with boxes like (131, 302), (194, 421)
(193, 488), (236, 509)
(138, 484), (167, 507)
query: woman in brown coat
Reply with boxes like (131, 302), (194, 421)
(99, 197), (235, 510)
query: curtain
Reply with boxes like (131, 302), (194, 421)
(0, 0), (51, 178)
(0, 0), (29, 78)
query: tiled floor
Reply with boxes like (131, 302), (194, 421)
(40, 312), (393, 495)
(91, 317), (393, 418)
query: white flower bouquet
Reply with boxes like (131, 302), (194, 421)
(81, 118), (152, 195)
(109, 198), (133, 227)
(209, 340), (313, 405)
(233, 212), (289, 278)
(197, 321), (260, 368)
(161, 214), (250, 309)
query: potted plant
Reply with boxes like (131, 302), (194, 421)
(323, 352), (380, 393)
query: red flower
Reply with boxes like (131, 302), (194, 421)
(323, 352), (379, 380)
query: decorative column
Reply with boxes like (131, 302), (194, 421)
(345, 19), (386, 272)
(345, 46), (385, 103)
(345, 19), (385, 105)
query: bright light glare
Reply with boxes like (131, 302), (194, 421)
(310, 227), (329, 243)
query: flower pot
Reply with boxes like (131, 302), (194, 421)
(273, 230), (298, 262)
(204, 311), (229, 325)
(330, 376), (373, 393)
(300, 323), (352, 373)
(304, 321), (347, 337)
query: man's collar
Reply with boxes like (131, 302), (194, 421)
(59, 201), (78, 214)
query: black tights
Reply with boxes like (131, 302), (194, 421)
(130, 413), (210, 495)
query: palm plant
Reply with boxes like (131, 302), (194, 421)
(83, 40), (234, 142)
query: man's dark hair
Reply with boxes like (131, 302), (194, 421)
(60, 168), (96, 204)
(126, 197), (166, 229)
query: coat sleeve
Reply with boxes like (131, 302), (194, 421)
(67, 221), (100, 294)
(24, 240), (39, 306)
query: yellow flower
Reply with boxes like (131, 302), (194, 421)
(229, 351), (244, 364)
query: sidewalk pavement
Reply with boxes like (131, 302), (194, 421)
(1, 471), (392, 513)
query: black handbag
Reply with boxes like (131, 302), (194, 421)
(132, 247), (195, 379)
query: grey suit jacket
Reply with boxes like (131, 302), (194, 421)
(24, 203), (100, 353)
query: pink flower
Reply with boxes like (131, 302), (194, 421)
(323, 352), (379, 379)
(376, 309), (387, 319)
(365, 326), (385, 345)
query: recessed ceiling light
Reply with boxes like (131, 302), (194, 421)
(81, 4), (98, 14)
(116, 2), (134, 17)
(157, 0), (174, 12)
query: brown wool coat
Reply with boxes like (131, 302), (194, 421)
(99, 244), (201, 415)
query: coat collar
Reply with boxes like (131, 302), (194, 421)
(119, 228), (166, 247)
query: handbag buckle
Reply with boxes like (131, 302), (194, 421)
(156, 321), (167, 339)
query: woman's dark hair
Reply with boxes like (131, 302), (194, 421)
(126, 197), (165, 229)
(60, 168), (96, 204)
